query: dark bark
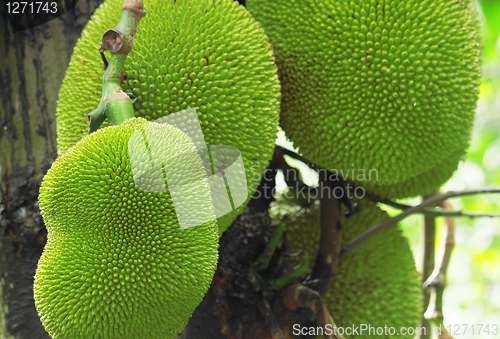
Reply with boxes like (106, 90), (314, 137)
(0, 1), (104, 337)
(181, 204), (318, 339)
(181, 155), (341, 339)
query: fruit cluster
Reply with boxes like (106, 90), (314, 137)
(35, 0), (480, 338)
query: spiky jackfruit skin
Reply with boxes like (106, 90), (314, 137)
(248, 0), (481, 199)
(56, 0), (280, 233)
(363, 146), (465, 198)
(327, 200), (422, 338)
(270, 195), (422, 338)
(35, 118), (219, 339)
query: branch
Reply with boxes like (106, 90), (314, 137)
(277, 159), (318, 206)
(268, 254), (310, 290)
(341, 187), (500, 257)
(277, 146), (318, 171)
(305, 171), (343, 298)
(420, 191), (440, 339)
(253, 223), (285, 272)
(423, 200), (455, 339)
(256, 297), (286, 339)
(282, 284), (345, 339)
(379, 199), (500, 218)
(275, 148), (500, 216)
(275, 146), (357, 215)
(88, 0), (146, 132)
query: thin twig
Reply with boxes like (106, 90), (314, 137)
(253, 223), (285, 272)
(424, 200), (455, 288)
(277, 146), (319, 171)
(420, 190), (439, 339)
(306, 171), (343, 297)
(268, 254), (310, 290)
(341, 187), (500, 257)
(256, 297), (286, 339)
(423, 200), (455, 339)
(379, 199), (500, 218)
(282, 284), (345, 339)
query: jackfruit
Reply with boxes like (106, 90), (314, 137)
(270, 195), (422, 338)
(269, 195), (319, 268)
(56, 0), (280, 232)
(248, 0), (481, 199)
(34, 118), (219, 339)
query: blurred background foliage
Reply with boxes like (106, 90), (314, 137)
(399, 1), (500, 337)
(276, 0), (500, 337)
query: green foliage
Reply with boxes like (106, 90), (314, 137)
(478, 0), (500, 60)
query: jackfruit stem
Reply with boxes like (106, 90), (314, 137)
(88, 68), (135, 132)
(268, 254), (310, 290)
(276, 146), (356, 216)
(281, 284), (345, 339)
(253, 223), (284, 272)
(420, 191), (439, 339)
(306, 171), (343, 298)
(87, 0), (146, 133)
(423, 200), (455, 339)
(256, 298), (286, 339)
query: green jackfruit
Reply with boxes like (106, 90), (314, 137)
(35, 118), (219, 339)
(248, 0), (481, 199)
(270, 195), (422, 338)
(57, 0), (280, 232)
(269, 196), (319, 268)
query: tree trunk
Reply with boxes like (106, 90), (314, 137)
(0, 2), (104, 337)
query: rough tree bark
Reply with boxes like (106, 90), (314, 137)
(0, 1), (104, 337)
